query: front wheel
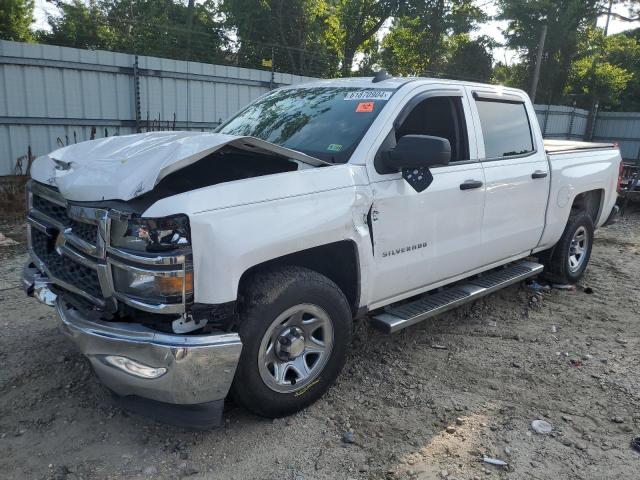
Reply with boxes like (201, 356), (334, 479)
(543, 211), (594, 284)
(231, 267), (352, 418)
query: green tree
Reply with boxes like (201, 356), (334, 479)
(220, 0), (340, 77)
(379, 0), (488, 79)
(497, 0), (604, 103)
(334, 0), (403, 76)
(38, 0), (116, 50)
(38, 0), (226, 63)
(567, 28), (639, 109)
(0, 0), (35, 42)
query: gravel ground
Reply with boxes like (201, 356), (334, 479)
(0, 206), (639, 480)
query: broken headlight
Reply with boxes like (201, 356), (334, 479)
(110, 214), (190, 253)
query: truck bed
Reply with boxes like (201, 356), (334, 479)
(544, 139), (615, 155)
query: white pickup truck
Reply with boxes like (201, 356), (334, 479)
(23, 75), (622, 427)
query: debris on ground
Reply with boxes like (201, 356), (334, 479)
(431, 344), (448, 350)
(570, 359), (583, 368)
(482, 456), (508, 467)
(528, 280), (551, 293)
(551, 283), (576, 291)
(342, 431), (355, 444)
(531, 419), (554, 435)
(0, 233), (18, 246)
(632, 435), (640, 453)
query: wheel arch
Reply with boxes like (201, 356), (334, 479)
(237, 240), (361, 316)
(570, 188), (604, 225)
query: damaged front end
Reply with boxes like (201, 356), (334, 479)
(22, 179), (242, 428)
(23, 131), (331, 427)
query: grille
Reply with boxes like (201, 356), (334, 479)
(32, 192), (98, 246)
(32, 194), (67, 225)
(68, 218), (98, 245)
(31, 229), (102, 299)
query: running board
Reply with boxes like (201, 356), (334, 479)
(371, 261), (544, 334)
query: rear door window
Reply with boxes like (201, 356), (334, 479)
(474, 99), (533, 159)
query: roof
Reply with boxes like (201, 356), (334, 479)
(285, 76), (527, 96)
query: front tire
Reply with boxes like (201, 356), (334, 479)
(543, 211), (594, 284)
(231, 266), (352, 418)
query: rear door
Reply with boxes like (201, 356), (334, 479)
(467, 90), (550, 265)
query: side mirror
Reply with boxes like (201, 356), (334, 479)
(381, 135), (451, 192)
(382, 135), (451, 171)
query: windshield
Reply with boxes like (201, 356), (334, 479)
(217, 86), (394, 163)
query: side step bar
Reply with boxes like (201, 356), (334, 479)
(371, 261), (543, 334)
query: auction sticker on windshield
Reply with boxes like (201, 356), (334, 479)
(344, 90), (393, 101)
(356, 102), (375, 113)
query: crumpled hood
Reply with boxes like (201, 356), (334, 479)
(30, 131), (328, 202)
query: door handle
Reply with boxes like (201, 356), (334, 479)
(460, 179), (483, 190)
(532, 170), (548, 179)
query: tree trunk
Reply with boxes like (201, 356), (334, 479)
(341, 47), (355, 77)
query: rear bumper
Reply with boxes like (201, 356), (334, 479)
(23, 263), (243, 422)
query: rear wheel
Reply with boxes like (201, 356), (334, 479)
(542, 212), (594, 284)
(231, 266), (352, 418)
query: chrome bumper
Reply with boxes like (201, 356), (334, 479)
(24, 265), (242, 407)
(56, 301), (242, 405)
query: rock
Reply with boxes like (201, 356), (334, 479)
(52, 465), (70, 480)
(511, 361), (522, 369)
(615, 338), (628, 345)
(531, 419), (553, 435)
(574, 441), (587, 451)
(342, 431), (355, 444)
(143, 466), (158, 475)
(286, 418), (295, 426)
(504, 446), (512, 456)
(610, 416), (624, 424)
(446, 426), (456, 434)
(439, 470), (449, 479)
(560, 438), (573, 447)
(180, 464), (199, 476)
(455, 417), (464, 426)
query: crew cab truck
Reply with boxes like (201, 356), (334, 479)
(22, 74), (622, 427)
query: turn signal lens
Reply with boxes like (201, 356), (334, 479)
(157, 271), (194, 297)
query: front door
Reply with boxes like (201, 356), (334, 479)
(367, 87), (486, 308)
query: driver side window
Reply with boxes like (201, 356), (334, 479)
(395, 96), (470, 163)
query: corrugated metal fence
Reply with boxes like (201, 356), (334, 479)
(0, 40), (315, 175)
(2, 39), (639, 175)
(534, 104), (640, 162)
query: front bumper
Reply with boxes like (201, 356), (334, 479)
(24, 265), (242, 422)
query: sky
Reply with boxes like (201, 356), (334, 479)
(474, 1), (640, 64)
(32, 0), (640, 65)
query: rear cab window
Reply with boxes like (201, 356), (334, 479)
(472, 92), (534, 159)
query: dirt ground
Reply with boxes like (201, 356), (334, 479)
(1, 206), (639, 480)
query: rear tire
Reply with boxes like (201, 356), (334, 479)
(542, 212), (594, 284)
(231, 266), (352, 418)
